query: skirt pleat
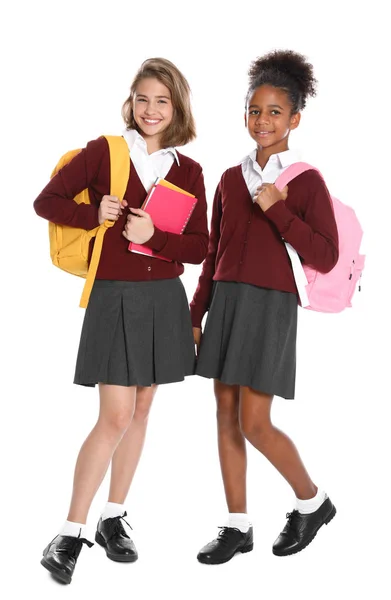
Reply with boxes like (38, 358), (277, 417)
(74, 278), (195, 387)
(196, 281), (298, 399)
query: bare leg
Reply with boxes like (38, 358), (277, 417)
(67, 384), (137, 523)
(108, 385), (158, 504)
(239, 386), (317, 500)
(215, 380), (247, 513)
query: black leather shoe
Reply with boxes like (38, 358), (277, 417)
(197, 526), (253, 565)
(272, 497), (336, 556)
(41, 533), (93, 584)
(95, 512), (138, 562)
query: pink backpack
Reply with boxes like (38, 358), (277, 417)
(275, 163), (365, 313)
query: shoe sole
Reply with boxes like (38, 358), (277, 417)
(40, 557), (72, 584)
(197, 543), (254, 565)
(95, 531), (138, 562)
(272, 504), (337, 557)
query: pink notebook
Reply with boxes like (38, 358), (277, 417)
(128, 178), (198, 262)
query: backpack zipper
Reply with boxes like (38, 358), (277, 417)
(349, 259), (355, 280)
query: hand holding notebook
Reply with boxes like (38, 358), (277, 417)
(128, 178), (198, 262)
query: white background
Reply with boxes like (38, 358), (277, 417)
(1, 0), (390, 598)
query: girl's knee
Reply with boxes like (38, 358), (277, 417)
(133, 398), (153, 422)
(99, 408), (134, 437)
(240, 416), (273, 448)
(216, 395), (239, 428)
(133, 386), (157, 422)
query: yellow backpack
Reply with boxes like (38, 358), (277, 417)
(49, 135), (130, 308)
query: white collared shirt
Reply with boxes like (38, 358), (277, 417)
(122, 128), (180, 192)
(241, 148), (301, 199)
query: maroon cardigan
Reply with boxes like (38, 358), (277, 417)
(190, 165), (339, 327)
(34, 137), (209, 281)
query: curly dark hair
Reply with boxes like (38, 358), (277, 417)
(246, 50), (317, 113)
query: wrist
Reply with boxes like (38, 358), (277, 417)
(257, 198), (275, 212)
(145, 225), (155, 242)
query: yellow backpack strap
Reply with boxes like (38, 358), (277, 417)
(79, 135), (130, 308)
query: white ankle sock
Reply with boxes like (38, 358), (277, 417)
(101, 501), (126, 521)
(59, 520), (86, 538)
(225, 513), (251, 533)
(296, 489), (327, 514)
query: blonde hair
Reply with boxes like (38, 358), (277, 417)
(122, 58), (196, 147)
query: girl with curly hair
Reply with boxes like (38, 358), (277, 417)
(191, 50), (338, 563)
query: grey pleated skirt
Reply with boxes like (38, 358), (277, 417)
(196, 282), (298, 399)
(74, 278), (196, 387)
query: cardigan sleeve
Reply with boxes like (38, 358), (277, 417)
(264, 170), (339, 273)
(190, 180), (223, 328)
(33, 137), (108, 230)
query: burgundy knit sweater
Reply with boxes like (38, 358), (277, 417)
(34, 137), (209, 281)
(190, 165), (339, 327)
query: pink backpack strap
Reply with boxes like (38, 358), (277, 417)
(274, 162), (319, 191)
(274, 162), (319, 309)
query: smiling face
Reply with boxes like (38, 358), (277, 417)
(132, 77), (174, 148)
(245, 84), (300, 154)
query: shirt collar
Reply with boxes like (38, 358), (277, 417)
(123, 128), (180, 165)
(242, 148), (301, 170)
